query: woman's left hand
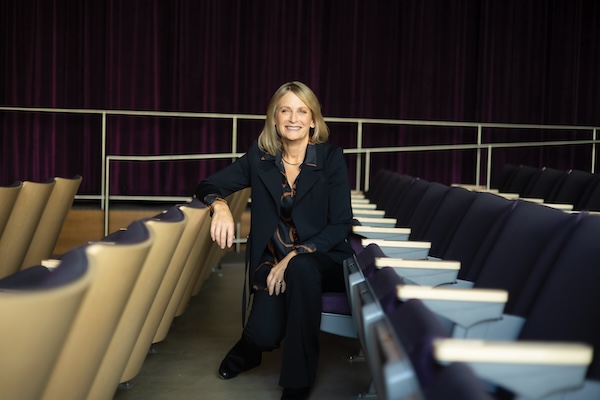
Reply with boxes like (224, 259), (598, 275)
(267, 251), (297, 296)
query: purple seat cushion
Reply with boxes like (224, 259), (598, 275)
(322, 292), (351, 315)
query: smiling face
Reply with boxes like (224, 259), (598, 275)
(275, 91), (315, 146)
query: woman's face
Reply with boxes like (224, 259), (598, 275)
(275, 91), (315, 145)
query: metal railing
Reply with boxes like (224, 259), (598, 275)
(2, 106), (599, 234)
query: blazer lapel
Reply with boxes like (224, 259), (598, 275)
(258, 153), (283, 208)
(295, 144), (323, 204)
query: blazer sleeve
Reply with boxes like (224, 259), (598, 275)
(194, 143), (255, 203)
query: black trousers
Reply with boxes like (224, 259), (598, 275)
(241, 252), (346, 388)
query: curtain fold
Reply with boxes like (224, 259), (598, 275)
(1, 0), (599, 194)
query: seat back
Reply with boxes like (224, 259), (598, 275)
(470, 201), (576, 314)
(0, 180), (55, 278)
(86, 207), (188, 400)
(421, 186), (477, 258)
(517, 213), (600, 381)
(576, 175), (600, 211)
(0, 181), (22, 239)
(521, 167), (566, 200)
(0, 247), (92, 400)
(491, 164), (519, 191)
(380, 173), (415, 216)
(501, 165), (540, 195)
(393, 178), (431, 228)
(547, 169), (596, 206)
(21, 175), (82, 269)
(441, 192), (515, 279)
(120, 199), (209, 383)
(407, 182), (451, 241)
(42, 221), (152, 400)
(154, 199), (210, 342)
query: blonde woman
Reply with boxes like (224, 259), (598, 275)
(196, 81), (354, 400)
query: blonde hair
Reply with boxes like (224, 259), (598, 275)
(258, 81), (329, 156)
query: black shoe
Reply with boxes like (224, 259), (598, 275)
(218, 362), (240, 380)
(217, 336), (262, 380)
(281, 387), (310, 400)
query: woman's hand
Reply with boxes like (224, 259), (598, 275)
(267, 250), (297, 296)
(210, 201), (235, 249)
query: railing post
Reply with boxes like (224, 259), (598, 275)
(100, 112), (107, 210)
(355, 121), (364, 191)
(476, 124), (482, 186)
(592, 128), (597, 174)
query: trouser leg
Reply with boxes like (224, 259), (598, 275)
(222, 289), (286, 372)
(279, 252), (344, 389)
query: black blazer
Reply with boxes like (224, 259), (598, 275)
(195, 140), (354, 284)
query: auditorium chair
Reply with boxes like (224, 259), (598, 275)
(499, 165), (540, 196)
(21, 175), (82, 269)
(576, 174), (600, 212)
(365, 300), (494, 400)
(546, 169), (596, 207)
(490, 164), (519, 192)
(392, 178), (431, 228)
(520, 166), (567, 200)
(0, 181), (21, 239)
(320, 244), (388, 340)
(394, 213), (600, 398)
(152, 199), (210, 343)
(414, 185), (477, 258)
(404, 182), (451, 240)
(0, 246), (93, 400)
(382, 200), (576, 334)
(86, 207), (188, 400)
(0, 179), (55, 278)
(120, 199), (209, 384)
(42, 220), (153, 400)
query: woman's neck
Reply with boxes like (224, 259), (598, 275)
(282, 142), (307, 164)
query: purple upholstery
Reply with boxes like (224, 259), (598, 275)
(321, 292), (351, 315)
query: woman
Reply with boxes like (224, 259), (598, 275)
(195, 81), (354, 400)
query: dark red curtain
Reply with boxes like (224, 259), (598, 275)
(2, 0), (600, 195)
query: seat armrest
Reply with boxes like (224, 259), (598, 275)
(352, 209), (386, 217)
(351, 202), (377, 209)
(376, 257), (460, 286)
(397, 285), (508, 328)
(352, 226), (411, 241)
(434, 339), (593, 399)
(544, 202), (574, 211)
(362, 239), (431, 260)
(354, 217), (397, 227)
(41, 259), (61, 269)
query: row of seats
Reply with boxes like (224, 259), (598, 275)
(0, 184), (251, 400)
(0, 176), (82, 279)
(329, 169), (600, 399)
(468, 164), (600, 211)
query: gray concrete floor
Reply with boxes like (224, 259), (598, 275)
(113, 253), (371, 400)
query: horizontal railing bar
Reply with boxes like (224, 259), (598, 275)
(2, 106), (599, 131)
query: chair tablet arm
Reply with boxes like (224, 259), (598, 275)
(397, 285), (508, 328)
(362, 239), (431, 260)
(433, 339), (593, 399)
(375, 257), (460, 286)
(351, 202), (377, 209)
(352, 209), (386, 217)
(452, 183), (494, 192)
(41, 259), (61, 269)
(354, 216), (397, 227)
(543, 202), (574, 211)
(352, 226), (411, 241)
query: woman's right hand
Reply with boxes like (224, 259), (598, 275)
(210, 201), (235, 249)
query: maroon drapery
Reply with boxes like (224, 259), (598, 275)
(2, 0), (600, 195)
